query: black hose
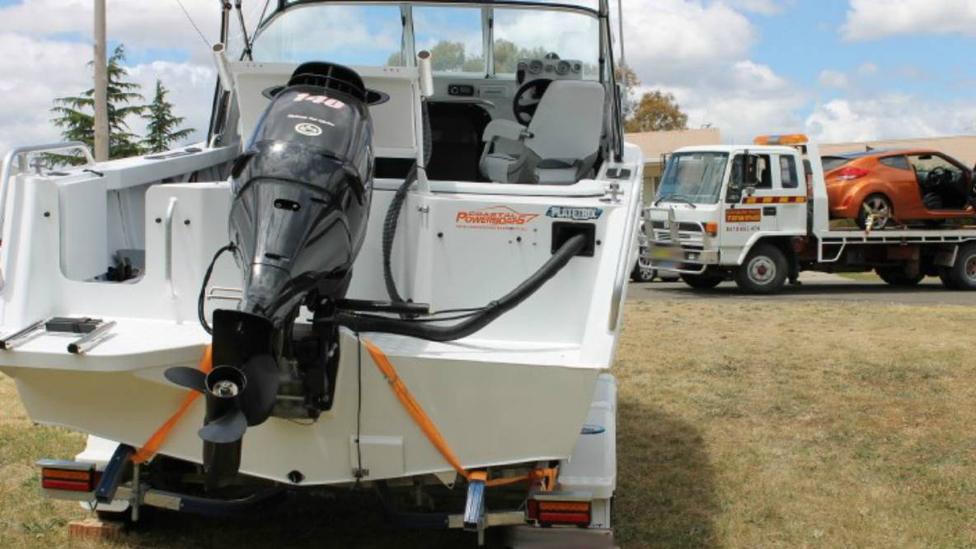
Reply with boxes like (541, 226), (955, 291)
(381, 163), (418, 304)
(381, 101), (432, 305)
(198, 243), (238, 335)
(339, 234), (587, 342)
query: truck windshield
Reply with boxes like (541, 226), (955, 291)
(657, 152), (729, 205)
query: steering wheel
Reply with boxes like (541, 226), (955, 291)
(925, 166), (951, 189)
(513, 79), (553, 126)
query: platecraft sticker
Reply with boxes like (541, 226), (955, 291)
(545, 206), (604, 221)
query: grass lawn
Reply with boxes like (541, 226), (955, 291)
(3, 300), (976, 547)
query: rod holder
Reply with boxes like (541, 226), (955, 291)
(213, 43), (235, 93)
(417, 50), (434, 98)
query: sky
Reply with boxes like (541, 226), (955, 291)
(0, 0), (972, 152)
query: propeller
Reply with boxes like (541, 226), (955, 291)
(164, 359), (280, 445)
(163, 310), (279, 488)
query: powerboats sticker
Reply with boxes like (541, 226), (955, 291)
(456, 205), (539, 230)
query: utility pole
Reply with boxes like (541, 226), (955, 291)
(93, 0), (109, 162)
(618, 0), (626, 69)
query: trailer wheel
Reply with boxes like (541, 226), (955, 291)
(735, 244), (788, 294)
(875, 266), (925, 287)
(944, 243), (976, 290)
(680, 272), (723, 289)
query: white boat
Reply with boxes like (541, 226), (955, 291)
(0, 0), (642, 541)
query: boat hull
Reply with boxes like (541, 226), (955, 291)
(3, 329), (601, 485)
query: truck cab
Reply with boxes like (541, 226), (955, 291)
(646, 137), (814, 293)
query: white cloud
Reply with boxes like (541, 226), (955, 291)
(722, 0), (787, 16)
(818, 70), (850, 89)
(620, 0), (804, 141)
(622, 0), (757, 82)
(842, 0), (976, 41)
(0, 1), (232, 153)
(805, 96), (976, 143)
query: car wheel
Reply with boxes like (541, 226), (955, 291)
(630, 259), (656, 283)
(680, 272), (723, 290)
(734, 244), (788, 294)
(857, 194), (893, 230)
(875, 266), (925, 286)
(944, 242), (976, 290)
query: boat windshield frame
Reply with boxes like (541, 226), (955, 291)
(217, 0), (625, 161)
(275, 0), (600, 17)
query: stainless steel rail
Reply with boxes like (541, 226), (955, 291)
(67, 320), (117, 354)
(0, 142), (94, 240)
(608, 175), (643, 331)
(0, 142), (95, 290)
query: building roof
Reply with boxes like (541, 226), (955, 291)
(625, 128), (722, 161)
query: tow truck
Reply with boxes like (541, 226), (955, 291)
(646, 135), (976, 294)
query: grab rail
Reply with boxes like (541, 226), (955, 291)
(608, 173), (642, 331)
(164, 197), (178, 298)
(0, 142), (94, 290)
(0, 142), (94, 243)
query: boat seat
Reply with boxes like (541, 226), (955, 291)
(479, 80), (606, 185)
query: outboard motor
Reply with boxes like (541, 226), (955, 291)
(166, 62), (384, 487)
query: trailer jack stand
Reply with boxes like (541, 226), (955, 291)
(463, 474), (487, 545)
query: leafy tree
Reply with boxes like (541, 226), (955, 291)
(615, 64), (641, 118)
(493, 39), (547, 74)
(50, 44), (145, 164)
(389, 39), (549, 75)
(625, 90), (689, 133)
(142, 80), (194, 153)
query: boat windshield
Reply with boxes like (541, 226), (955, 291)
(246, 2), (601, 77)
(656, 152), (729, 206)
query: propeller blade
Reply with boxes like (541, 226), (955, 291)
(239, 354), (280, 426)
(164, 367), (207, 393)
(198, 408), (248, 444)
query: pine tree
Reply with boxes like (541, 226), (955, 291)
(50, 44), (145, 164)
(142, 80), (194, 153)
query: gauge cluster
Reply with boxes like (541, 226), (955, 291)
(516, 54), (584, 85)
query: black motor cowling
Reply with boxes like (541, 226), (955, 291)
(230, 62), (377, 324)
(167, 63), (381, 487)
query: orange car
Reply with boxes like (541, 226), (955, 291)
(823, 149), (976, 229)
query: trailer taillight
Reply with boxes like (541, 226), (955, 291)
(527, 496), (592, 526)
(40, 464), (100, 492)
(833, 167), (869, 181)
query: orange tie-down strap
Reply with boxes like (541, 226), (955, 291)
(363, 339), (557, 490)
(131, 345), (214, 464)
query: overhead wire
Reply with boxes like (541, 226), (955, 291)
(172, 0), (211, 50)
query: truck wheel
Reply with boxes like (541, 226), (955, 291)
(680, 272), (723, 289)
(876, 266), (925, 286)
(735, 244), (788, 294)
(630, 259), (656, 283)
(857, 194), (893, 230)
(944, 243), (976, 290)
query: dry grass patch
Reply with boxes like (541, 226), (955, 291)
(2, 300), (976, 547)
(615, 300), (976, 548)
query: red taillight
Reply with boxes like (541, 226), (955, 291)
(832, 167), (869, 181)
(526, 497), (591, 526)
(41, 466), (100, 492)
